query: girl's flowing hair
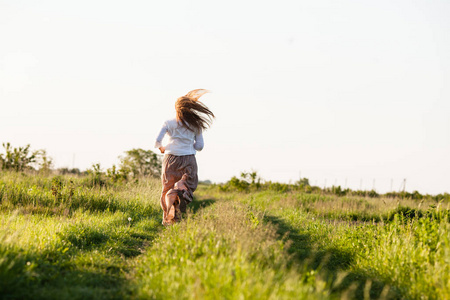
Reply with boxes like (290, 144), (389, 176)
(175, 89), (215, 133)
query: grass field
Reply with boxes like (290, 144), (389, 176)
(1, 171), (449, 299)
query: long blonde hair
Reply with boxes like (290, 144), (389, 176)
(175, 89), (215, 132)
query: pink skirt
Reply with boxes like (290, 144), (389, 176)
(160, 154), (198, 221)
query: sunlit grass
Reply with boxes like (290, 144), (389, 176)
(197, 186), (450, 299)
(1, 172), (449, 299)
(0, 172), (161, 299)
(131, 201), (330, 300)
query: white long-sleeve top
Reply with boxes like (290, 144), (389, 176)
(154, 118), (204, 156)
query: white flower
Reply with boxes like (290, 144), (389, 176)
(128, 217), (132, 222)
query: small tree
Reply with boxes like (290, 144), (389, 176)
(88, 163), (105, 186)
(34, 149), (53, 174)
(296, 177), (310, 186)
(106, 164), (128, 182)
(240, 171), (262, 188)
(0, 143), (37, 171)
(119, 148), (162, 178)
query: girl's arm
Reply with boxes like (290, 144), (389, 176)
(194, 132), (204, 151)
(155, 122), (168, 153)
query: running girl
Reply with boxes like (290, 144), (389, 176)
(155, 89), (214, 225)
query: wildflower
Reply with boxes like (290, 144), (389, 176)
(128, 217), (132, 222)
(27, 261), (31, 266)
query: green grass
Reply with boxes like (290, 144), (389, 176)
(0, 172), (161, 299)
(196, 187), (450, 299)
(1, 171), (449, 299)
(131, 200), (330, 299)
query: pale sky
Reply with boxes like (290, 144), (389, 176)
(1, 0), (449, 194)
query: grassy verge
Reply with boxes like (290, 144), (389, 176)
(0, 172), (161, 299)
(197, 187), (450, 299)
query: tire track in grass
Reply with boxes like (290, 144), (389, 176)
(191, 192), (406, 299)
(262, 213), (402, 300)
(195, 187), (450, 299)
(239, 197), (404, 299)
(130, 198), (331, 300)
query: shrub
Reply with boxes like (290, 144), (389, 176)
(119, 148), (162, 178)
(0, 143), (37, 172)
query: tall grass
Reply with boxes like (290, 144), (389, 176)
(197, 186), (450, 299)
(359, 216), (450, 299)
(2, 171), (449, 299)
(131, 201), (330, 299)
(0, 171), (162, 299)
